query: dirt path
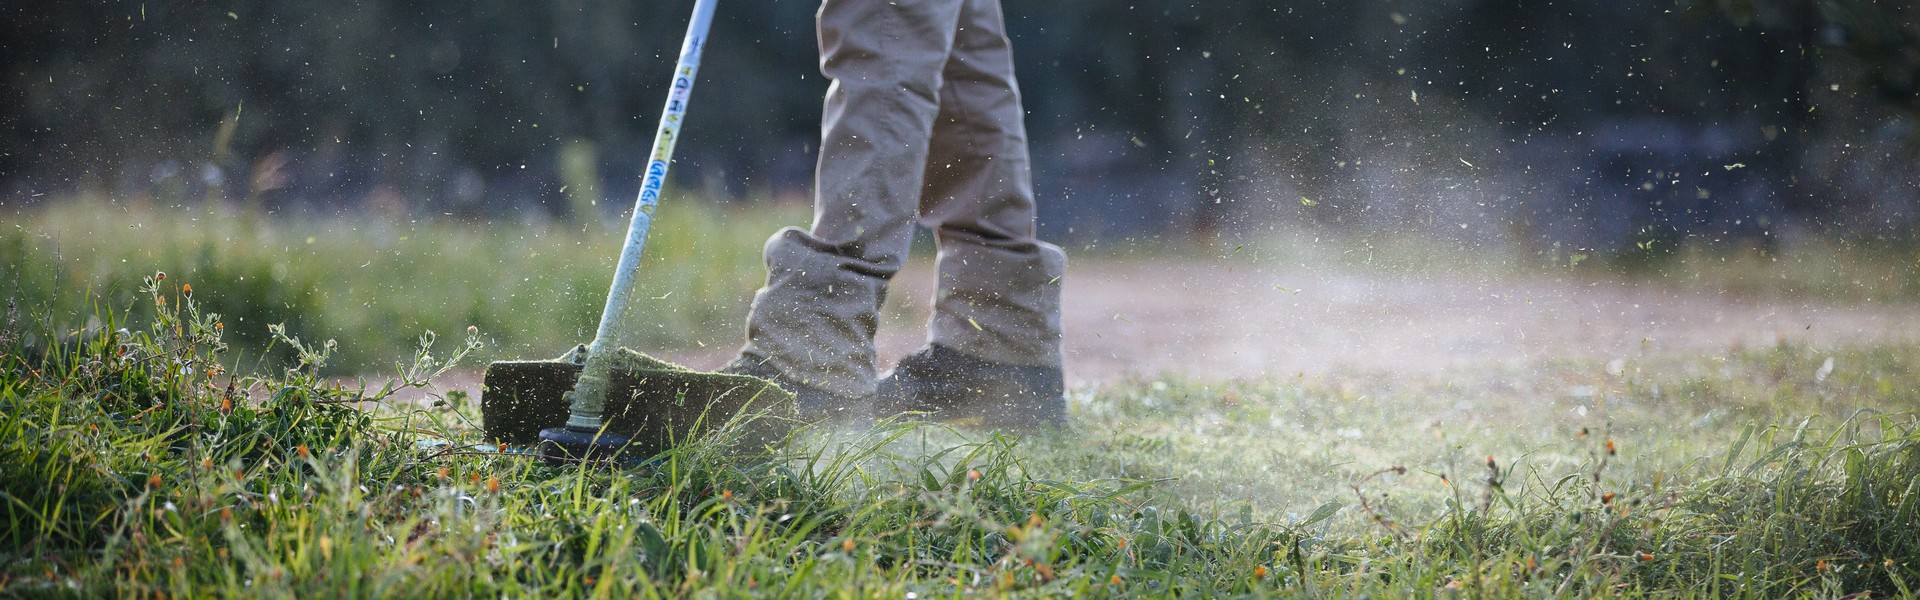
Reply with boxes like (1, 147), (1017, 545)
(1039, 260), (1919, 384)
(399, 260), (1920, 401)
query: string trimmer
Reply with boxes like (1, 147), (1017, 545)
(479, 0), (795, 464)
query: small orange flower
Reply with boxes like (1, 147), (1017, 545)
(1817, 560), (1830, 573)
(220, 508), (232, 521)
(1118, 537), (1129, 549)
(220, 397), (233, 413)
(296, 444), (311, 459)
(182, 284), (193, 297)
(721, 489), (733, 501)
(1254, 565), (1269, 580)
(148, 473), (163, 488)
(436, 467), (451, 480)
(215, 322), (224, 331)
(486, 476), (501, 493)
(1636, 552), (1654, 562)
(1601, 492), (1616, 505)
(841, 538), (855, 553)
(1110, 575), (1124, 585)
(966, 469), (981, 482)
(1606, 439), (1617, 456)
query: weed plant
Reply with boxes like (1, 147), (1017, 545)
(2, 282), (1917, 597)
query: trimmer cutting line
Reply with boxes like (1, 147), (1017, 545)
(478, 0), (795, 465)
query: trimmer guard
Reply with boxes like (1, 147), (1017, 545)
(480, 348), (796, 458)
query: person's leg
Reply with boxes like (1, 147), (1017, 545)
(878, 0), (1067, 427)
(734, 0), (966, 403)
(917, 0), (1065, 370)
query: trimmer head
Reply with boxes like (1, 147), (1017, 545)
(480, 347), (797, 463)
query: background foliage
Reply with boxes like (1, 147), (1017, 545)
(5, 0), (1918, 247)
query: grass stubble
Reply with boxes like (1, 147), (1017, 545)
(0, 274), (1914, 598)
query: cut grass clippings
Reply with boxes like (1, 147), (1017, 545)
(3, 280), (1917, 597)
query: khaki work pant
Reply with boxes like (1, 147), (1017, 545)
(738, 0), (1067, 400)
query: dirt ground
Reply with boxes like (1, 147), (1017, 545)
(1029, 259), (1920, 385)
(393, 259), (1920, 404)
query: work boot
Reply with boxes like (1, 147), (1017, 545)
(720, 355), (872, 428)
(876, 344), (1066, 430)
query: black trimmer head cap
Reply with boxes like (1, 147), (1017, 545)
(536, 427), (635, 466)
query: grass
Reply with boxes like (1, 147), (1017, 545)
(0, 195), (807, 372)
(1024, 348), (1920, 595)
(12, 198), (1914, 377)
(3, 278), (1917, 597)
